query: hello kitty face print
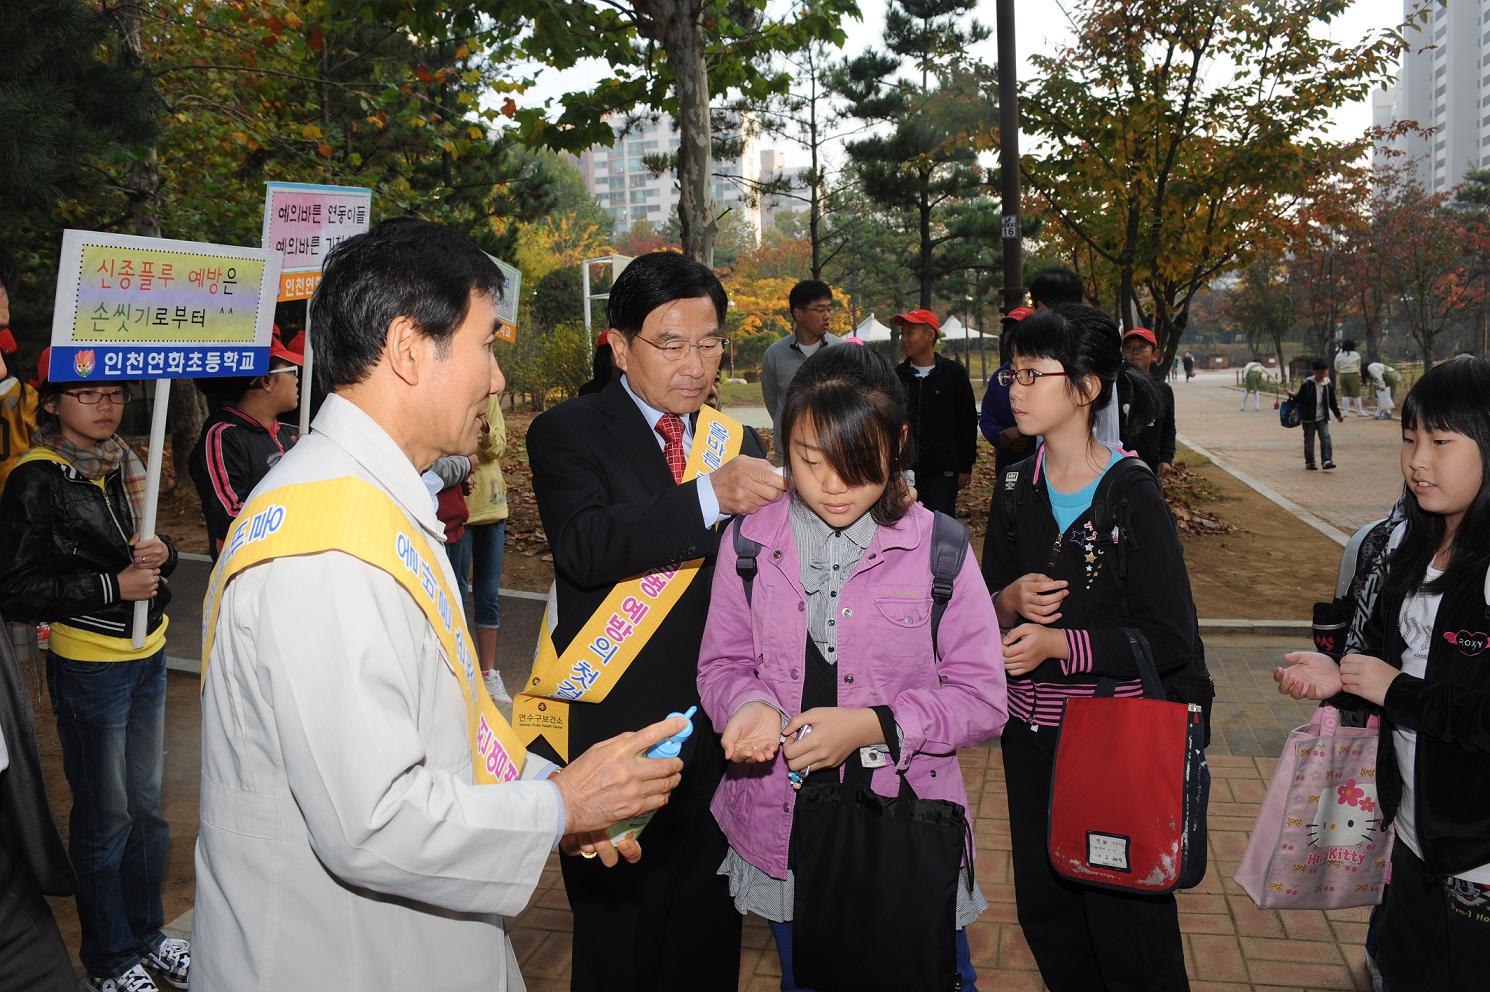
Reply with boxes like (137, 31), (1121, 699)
(1306, 777), (1385, 865)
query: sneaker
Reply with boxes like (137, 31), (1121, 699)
(1323, 461), (1337, 470)
(142, 938), (190, 990)
(484, 669), (511, 705)
(1306, 464), (1318, 471)
(83, 964), (158, 992)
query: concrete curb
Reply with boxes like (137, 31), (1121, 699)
(1198, 618), (1312, 638)
(1177, 434), (1351, 547)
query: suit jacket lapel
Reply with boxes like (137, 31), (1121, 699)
(599, 377), (675, 492)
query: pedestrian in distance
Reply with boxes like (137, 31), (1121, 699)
(1118, 326), (1176, 476)
(1335, 339), (1369, 418)
(1298, 358), (1344, 471)
(698, 344), (1007, 991)
(895, 308), (978, 517)
(467, 391), (512, 702)
(981, 305), (1205, 992)
(1367, 360), (1399, 421)
(760, 280), (842, 465)
(1275, 357), (1490, 990)
(1182, 350), (1196, 382)
(1240, 359), (1266, 412)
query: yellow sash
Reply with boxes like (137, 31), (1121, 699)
(200, 477), (527, 783)
(514, 405), (745, 761)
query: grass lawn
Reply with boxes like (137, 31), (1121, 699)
(719, 379), (764, 407)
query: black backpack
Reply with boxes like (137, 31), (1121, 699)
(732, 510), (968, 659)
(998, 455), (1216, 746)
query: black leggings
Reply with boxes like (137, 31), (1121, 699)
(1001, 718), (1190, 991)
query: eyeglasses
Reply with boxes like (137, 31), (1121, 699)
(63, 388), (132, 406)
(266, 366), (300, 377)
(799, 304), (835, 315)
(996, 368), (1070, 387)
(634, 335), (727, 362)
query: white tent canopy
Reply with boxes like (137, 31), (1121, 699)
(941, 315), (989, 337)
(853, 314), (893, 342)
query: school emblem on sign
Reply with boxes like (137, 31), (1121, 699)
(73, 349), (96, 378)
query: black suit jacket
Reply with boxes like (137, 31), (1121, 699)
(525, 378), (765, 767)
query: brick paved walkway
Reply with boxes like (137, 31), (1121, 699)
(1172, 372), (1402, 536)
(508, 633), (1381, 992)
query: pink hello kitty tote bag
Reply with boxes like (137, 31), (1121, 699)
(1235, 705), (1393, 910)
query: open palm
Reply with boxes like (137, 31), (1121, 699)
(1275, 651), (1344, 701)
(722, 701), (783, 763)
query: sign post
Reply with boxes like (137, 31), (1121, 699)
(49, 229), (281, 646)
(260, 181), (373, 433)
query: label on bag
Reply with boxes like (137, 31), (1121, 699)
(1087, 832), (1131, 871)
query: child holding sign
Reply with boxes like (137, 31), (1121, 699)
(0, 351), (190, 991)
(697, 345), (1007, 990)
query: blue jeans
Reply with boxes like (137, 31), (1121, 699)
(446, 530), (474, 608)
(768, 920), (978, 991)
(469, 520), (506, 630)
(46, 649), (169, 977)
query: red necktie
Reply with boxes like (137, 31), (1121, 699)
(655, 413), (686, 484)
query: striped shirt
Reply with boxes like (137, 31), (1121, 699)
(788, 498), (877, 662)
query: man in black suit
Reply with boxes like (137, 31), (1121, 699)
(526, 252), (785, 991)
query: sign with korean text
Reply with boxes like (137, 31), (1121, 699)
(485, 254), (522, 343)
(48, 230), (281, 382)
(261, 181), (373, 301)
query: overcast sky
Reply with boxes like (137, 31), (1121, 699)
(519, 0), (1403, 165)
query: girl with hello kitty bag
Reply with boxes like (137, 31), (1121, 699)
(1234, 704), (1393, 911)
(1271, 358), (1490, 990)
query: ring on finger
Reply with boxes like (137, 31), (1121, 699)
(580, 849), (597, 859)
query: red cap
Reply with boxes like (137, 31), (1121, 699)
(1123, 327), (1158, 348)
(1002, 306), (1033, 323)
(892, 309), (941, 334)
(269, 324), (305, 366)
(31, 346), (51, 387)
(0, 328), (16, 354)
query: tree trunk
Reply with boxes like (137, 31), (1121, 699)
(918, 174), (934, 308)
(661, 2), (716, 265)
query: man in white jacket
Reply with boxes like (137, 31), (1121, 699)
(193, 220), (684, 992)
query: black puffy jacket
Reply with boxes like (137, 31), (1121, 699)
(0, 454), (176, 640)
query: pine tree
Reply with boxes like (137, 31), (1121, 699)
(835, 0), (999, 309)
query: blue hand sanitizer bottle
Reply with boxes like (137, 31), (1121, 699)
(605, 705), (696, 846)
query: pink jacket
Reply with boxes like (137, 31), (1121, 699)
(697, 496), (1008, 878)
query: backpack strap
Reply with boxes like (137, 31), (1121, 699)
(1091, 456), (1153, 587)
(929, 510), (969, 660)
(732, 515), (764, 607)
(1000, 457), (1034, 544)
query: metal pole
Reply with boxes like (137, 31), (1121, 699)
(996, 0), (1024, 313)
(581, 261), (593, 348)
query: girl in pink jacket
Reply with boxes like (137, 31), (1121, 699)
(697, 345), (1008, 990)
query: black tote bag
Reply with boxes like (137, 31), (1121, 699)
(790, 706), (972, 991)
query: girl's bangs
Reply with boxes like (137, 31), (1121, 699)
(806, 381), (893, 488)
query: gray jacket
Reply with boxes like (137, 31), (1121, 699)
(759, 331), (842, 453)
